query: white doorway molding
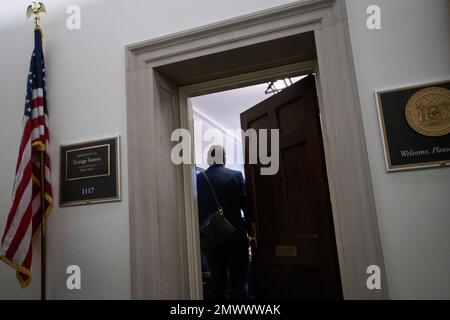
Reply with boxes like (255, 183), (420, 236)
(125, 0), (389, 300)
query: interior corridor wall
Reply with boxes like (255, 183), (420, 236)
(193, 108), (245, 175)
(346, 0), (450, 299)
(0, 0), (298, 299)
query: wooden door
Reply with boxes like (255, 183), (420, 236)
(240, 75), (342, 299)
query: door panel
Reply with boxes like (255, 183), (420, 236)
(241, 75), (342, 299)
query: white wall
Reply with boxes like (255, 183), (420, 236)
(192, 82), (274, 175)
(346, 0), (450, 299)
(0, 0), (298, 300)
(193, 107), (245, 174)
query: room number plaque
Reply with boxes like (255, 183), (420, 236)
(60, 136), (121, 206)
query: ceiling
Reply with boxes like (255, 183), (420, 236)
(192, 76), (306, 130)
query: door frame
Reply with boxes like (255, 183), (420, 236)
(125, 0), (389, 299)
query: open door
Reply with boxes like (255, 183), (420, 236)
(240, 75), (342, 299)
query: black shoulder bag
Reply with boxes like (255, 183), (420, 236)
(200, 172), (237, 255)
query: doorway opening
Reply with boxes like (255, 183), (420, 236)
(190, 73), (342, 299)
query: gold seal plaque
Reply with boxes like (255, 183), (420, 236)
(405, 87), (450, 137)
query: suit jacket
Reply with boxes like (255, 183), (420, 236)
(197, 165), (251, 232)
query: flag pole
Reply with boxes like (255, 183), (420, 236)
(27, 2), (47, 300)
(40, 150), (46, 301)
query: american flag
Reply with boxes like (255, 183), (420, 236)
(0, 29), (53, 288)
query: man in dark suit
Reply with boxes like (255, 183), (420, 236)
(197, 145), (252, 300)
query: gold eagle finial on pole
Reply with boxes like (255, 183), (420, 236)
(26, 2), (46, 30)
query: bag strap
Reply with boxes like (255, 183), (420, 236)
(202, 171), (223, 214)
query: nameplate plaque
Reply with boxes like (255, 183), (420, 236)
(60, 136), (121, 206)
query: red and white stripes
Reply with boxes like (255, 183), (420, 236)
(0, 77), (53, 288)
